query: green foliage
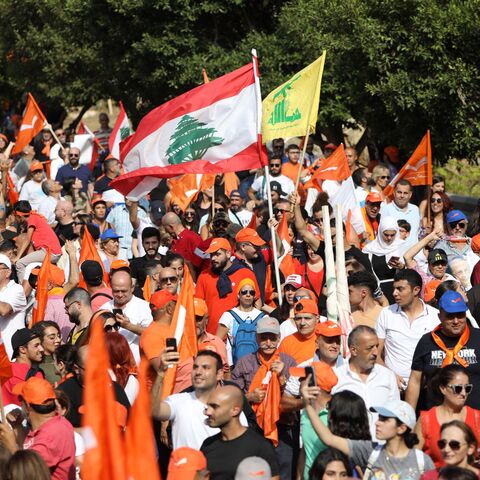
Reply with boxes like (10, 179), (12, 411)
(436, 158), (480, 197)
(0, 0), (479, 163)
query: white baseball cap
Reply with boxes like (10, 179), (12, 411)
(0, 254), (12, 270)
(370, 400), (416, 430)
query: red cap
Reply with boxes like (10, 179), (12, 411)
(294, 299), (319, 316)
(13, 377), (56, 404)
(365, 191), (383, 203)
(30, 161), (44, 172)
(150, 290), (177, 310)
(289, 361), (338, 392)
(92, 196), (107, 206)
(324, 143), (337, 151)
(168, 447), (207, 480)
(315, 320), (343, 337)
(205, 237), (231, 254)
(194, 298), (208, 317)
(235, 227), (266, 246)
(110, 259), (130, 272)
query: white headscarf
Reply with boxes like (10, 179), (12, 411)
(362, 216), (405, 261)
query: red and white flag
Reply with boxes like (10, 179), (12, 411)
(383, 131), (432, 197)
(109, 102), (132, 159)
(112, 55), (267, 199)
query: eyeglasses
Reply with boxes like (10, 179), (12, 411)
(161, 276), (178, 284)
(431, 198), (443, 204)
(437, 439), (467, 451)
(447, 383), (473, 395)
(240, 289), (255, 296)
(32, 170), (43, 174)
(104, 322), (121, 332)
(450, 221), (467, 229)
(64, 301), (79, 311)
(269, 163), (281, 168)
(69, 154), (80, 158)
(379, 175), (391, 180)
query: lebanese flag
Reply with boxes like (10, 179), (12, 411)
(111, 57), (267, 200)
(383, 131), (432, 197)
(76, 121), (104, 170)
(12, 93), (47, 155)
(304, 144), (351, 191)
(109, 102), (132, 159)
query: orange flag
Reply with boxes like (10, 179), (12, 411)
(277, 214), (295, 279)
(78, 227), (109, 288)
(304, 144), (351, 191)
(162, 267), (197, 399)
(12, 93), (47, 155)
(142, 276), (152, 302)
(383, 131), (432, 197)
(6, 174), (18, 205)
(125, 358), (162, 480)
(82, 316), (127, 480)
(0, 333), (13, 385)
(31, 249), (51, 326)
(246, 212), (257, 230)
(168, 174), (216, 212)
(223, 172), (239, 197)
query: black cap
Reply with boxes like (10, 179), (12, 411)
(11, 328), (38, 356)
(427, 249), (448, 265)
(212, 211), (230, 224)
(80, 260), (103, 286)
(270, 181), (286, 197)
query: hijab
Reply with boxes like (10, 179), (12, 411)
(362, 216), (405, 261)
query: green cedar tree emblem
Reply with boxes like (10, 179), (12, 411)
(166, 114), (224, 165)
(120, 126), (130, 140)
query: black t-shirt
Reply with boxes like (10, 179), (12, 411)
(411, 327), (480, 409)
(93, 175), (113, 194)
(54, 222), (75, 245)
(130, 255), (149, 286)
(201, 428), (279, 480)
(57, 375), (131, 427)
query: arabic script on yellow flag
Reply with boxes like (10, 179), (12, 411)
(262, 51), (326, 143)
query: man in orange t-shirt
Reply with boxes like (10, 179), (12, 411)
(195, 238), (259, 334)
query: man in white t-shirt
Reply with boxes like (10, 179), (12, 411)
(248, 156), (294, 204)
(228, 190), (253, 227)
(0, 254), (27, 357)
(376, 269), (439, 390)
(100, 269), (152, 363)
(37, 179), (63, 225)
(19, 161), (47, 210)
(152, 349), (248, 450)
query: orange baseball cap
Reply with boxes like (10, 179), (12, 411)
(235, 227), (266, 247)
(92, 196), (107, 207)
(315, 320), (343, 337)
(194, 298), (208, 317)
(424, 279), (441, 303)
(289, 361), (338, 392)
(110, 259), (130, 272)
(205, 237), (231, 254)
(294, 298), (319, 316)
(365, 191), (383, 203)
(13, 377), (56, 404)
(168, 447), (207, 480)
(30, 161), (44, 172)
(150, 290), (177, 310)
(472, 233), (480, 254)
(50, 265), (65, 286)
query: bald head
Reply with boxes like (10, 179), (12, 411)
(110, 270), (134, 307)
(55, 200), (74, 223)
(162, 212), (182, 227)
(205, 385), (244, 429)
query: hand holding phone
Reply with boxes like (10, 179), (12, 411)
(113, 308), (122, 316)
(166, 337), (177, 352)
(305, 366), (316, 387)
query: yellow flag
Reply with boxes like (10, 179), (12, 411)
(262, 51), (326, 143)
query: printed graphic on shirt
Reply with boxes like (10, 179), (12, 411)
(429, 348), (478, 367)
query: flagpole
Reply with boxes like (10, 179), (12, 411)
(0, 388), (5, 424)
(293, 128), (311, 200)
(252, 48), (283, 307)
(46, 124), (67, 153)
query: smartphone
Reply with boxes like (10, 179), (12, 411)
(305, 366), (316, 387)
(166, 337), (177, 352)
(389, 256), (400, 263)
(113, 308), (122, 316)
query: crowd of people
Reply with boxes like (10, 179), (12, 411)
(0, 114), (479, 480)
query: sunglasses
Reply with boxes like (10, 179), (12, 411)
(184, 212), (195, 217)
(450, 221), (467, 229)
(104, 322), (121, 332)
(447, 383), (473, 395)
(161, 276), (178, 284)
(431, 198), (443, 204)
(379, 175), (391, 180)
(240, 289), (255, 296)
(437, 439), (466, 451)
(213, 221), (229, 228)
(214, 208), (225, 213)
(274, 208), (288, 214)
(294, 295), (309, 302)
(32, 170), (43, 174)
(69, 154), (80, 158)
(270, 163), (281, 168)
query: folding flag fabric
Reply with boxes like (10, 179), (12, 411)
(31, 249), (51, 326)
(82, 316), (127, 480)
(0, 333), (12, 386)
(383, 131), (432, 197)
(161, 267), (197, 399)
(223, 172), (239, 197)
(168, 174), (216, 212)
(6, 174), (19, 205)
(262, 52), (326, 143)
(78, 227), (109, 288)
(12, 93), (47, 154)
(76, 121), (104, 170)
(303, 144), (351, 191)
(111, 60), (267, 200)
(125, 358), (161, 480)
(109, 102), (132, 159)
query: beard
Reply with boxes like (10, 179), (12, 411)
(211, 258), (228, 275)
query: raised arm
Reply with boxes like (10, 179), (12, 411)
(404, 230), (441, 268)
(151, 348), (180, 421)
(291, 193), (320, 252)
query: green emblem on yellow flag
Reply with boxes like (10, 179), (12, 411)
(262, 51), (326, 143)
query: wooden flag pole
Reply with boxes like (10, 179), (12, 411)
(426, 185), (431, 227)
(293, 129), (311, 197)
(322, 205), (338, 322)
(211, 181), (216, 219)
(46, 124), (67, 153)
(0, 387), (5, 424)
(265, 166), (283, 306)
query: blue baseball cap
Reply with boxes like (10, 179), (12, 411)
(100, 228), (123, 241)
(438, 290), (468, 313)
(446, 210), (467, 224)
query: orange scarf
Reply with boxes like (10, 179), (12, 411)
(248, 351), (281, 446)
(431, 324), (469, 368)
